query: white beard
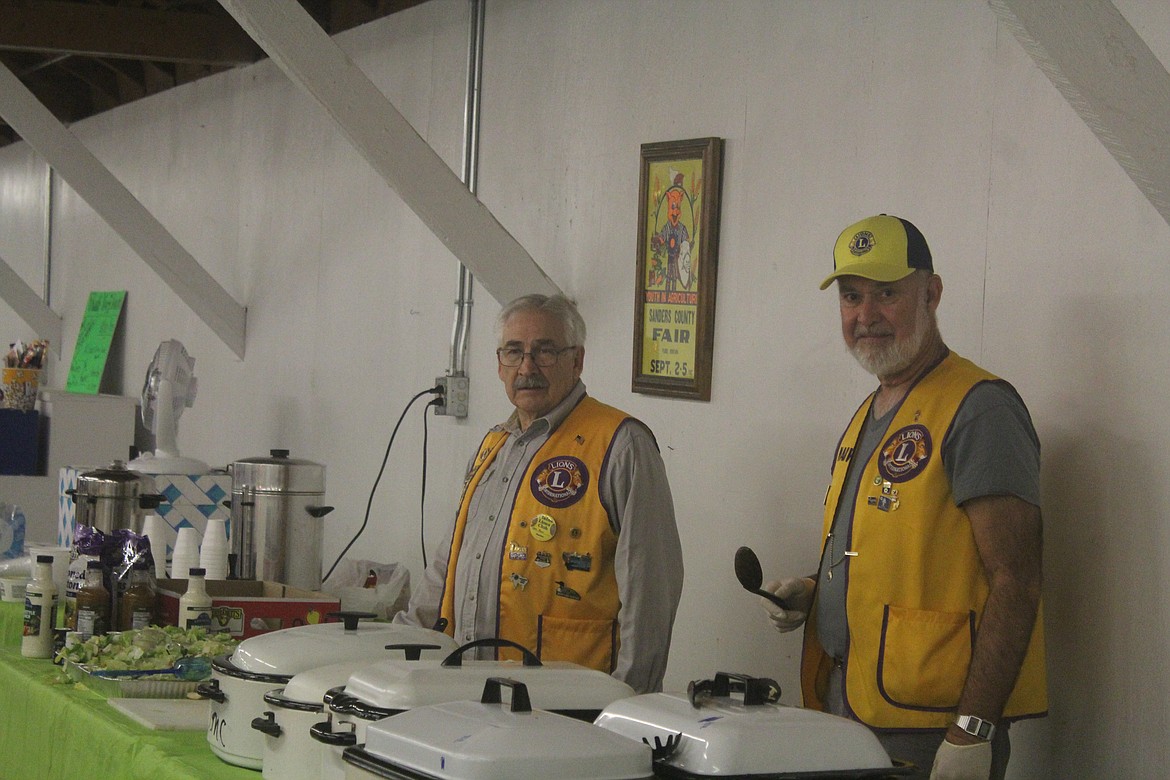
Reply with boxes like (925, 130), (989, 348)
(849, 294), (934, 378)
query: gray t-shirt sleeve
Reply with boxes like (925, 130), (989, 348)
(943, 380), (1041, 507)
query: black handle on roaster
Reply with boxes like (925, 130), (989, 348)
(322, 690), (391, 722)
(250, 711), (281, 737)
(195, 679), (226, 703)
(383, 643), (444, 661)
(481, 677), (532, 713)
(326, 611), (379, 631)
(642, 733), (682, 762)
(442, 637), (542, 667)
(310, 719), (357, 747)
(687, 671), (781, 708)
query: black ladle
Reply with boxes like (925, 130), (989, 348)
(734, 546), (789, 610)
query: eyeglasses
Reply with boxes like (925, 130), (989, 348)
(496, 345), (576, 368)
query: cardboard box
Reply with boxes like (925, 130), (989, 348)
(157, 579), (341, 639)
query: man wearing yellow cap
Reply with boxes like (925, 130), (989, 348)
(757, 215), (1047, 780)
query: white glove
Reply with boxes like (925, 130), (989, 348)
(929, 738), (992, 780)
(760, 577), (814, 633)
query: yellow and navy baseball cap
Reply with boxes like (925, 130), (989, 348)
(819, 214), (933, 290)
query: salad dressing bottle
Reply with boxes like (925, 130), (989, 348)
(75, 560), (110, 640)
(118, 559), (156, 631)
(178, 567), (213, 630)
(22, 554), (59, 658)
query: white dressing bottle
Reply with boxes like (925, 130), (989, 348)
(22, 554), (59, 658)
(178, 567), (213, 630)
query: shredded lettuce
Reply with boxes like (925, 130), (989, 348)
(58, 625), (238, 671)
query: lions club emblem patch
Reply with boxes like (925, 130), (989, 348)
(878, 424), (932, 483)
(531, 456), (589, 508)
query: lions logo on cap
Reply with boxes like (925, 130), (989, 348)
(849, 230), (876, 257)
(531, 456), (589, 508)
(878, 424), (932, 483)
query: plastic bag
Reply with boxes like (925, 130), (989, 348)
(322, 559), (411, 620)
(0, 503), (26, 559)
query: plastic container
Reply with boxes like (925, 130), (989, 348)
(0, 576), (28, 602)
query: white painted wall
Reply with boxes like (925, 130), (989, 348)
(2, 1), (1169, 776)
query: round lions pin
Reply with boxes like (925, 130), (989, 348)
(878, 424), (932, 483)
(529, 513), (557, 542)
(530, 456), (589, 508)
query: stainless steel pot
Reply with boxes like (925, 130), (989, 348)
(67, 460), (164, 534)
(228, 449), (333, 589)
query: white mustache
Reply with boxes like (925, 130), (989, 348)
(513, 376), (549, 390)
(854, 325), (893, 338)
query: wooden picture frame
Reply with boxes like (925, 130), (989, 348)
(632, 137), (723, 400)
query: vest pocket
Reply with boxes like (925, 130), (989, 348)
(876, 604), (975, 711)
(536, 614), (618, 674)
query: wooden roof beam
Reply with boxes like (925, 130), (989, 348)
(0, 0), (264, 67)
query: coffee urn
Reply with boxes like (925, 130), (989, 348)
(228, 450), (333, 590)
(68, 460), (164, 534)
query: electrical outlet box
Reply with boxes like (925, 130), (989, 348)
(435, 375), (470, 418)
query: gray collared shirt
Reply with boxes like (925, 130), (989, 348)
(396, 381), (684, 693)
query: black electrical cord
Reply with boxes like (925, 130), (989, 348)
(421, 397), (442, 570)
(323, 386), (442, 583)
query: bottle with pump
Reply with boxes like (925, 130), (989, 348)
(118, 559), (157, 631)
(178, 567), (213, 630)
(75, 560), (111, 640)
(22, 554), (59, 658)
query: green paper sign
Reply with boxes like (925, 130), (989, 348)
(66, 291), (127, 394)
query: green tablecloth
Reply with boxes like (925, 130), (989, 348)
(0, 602), (257, 780)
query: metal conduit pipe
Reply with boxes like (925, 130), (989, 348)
(43, 166), (54, 307)
(448, 0), (486, 378)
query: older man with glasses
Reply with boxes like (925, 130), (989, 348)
(396, 293), (684, 693)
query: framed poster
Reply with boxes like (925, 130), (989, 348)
(632, 137), (723, 400)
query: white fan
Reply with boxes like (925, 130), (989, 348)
(127, 339), (210, 475)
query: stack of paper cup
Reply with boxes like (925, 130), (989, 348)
(200, 518), (229, 580)
(140, 514), (169, 579)
(170, 526), (201, 579)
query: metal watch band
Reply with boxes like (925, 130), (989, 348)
(955, 714), (996, 741)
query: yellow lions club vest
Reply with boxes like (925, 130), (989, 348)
(800, 352), (1048, 729)
(440, 397), (629, 673)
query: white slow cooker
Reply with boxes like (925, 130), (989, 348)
(341, 676), (654, 780)
(196, 612), (459, 770)
(254, 659), (383, 780)
(313, 637), (637, 777)
(593, 671), (910, 778)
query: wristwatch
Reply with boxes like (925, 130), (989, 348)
(955, 714), (996, 741)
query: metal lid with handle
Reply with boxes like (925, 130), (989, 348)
(229, 449), (325, 495)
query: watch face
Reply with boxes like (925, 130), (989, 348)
(957, 715), (994, 740)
